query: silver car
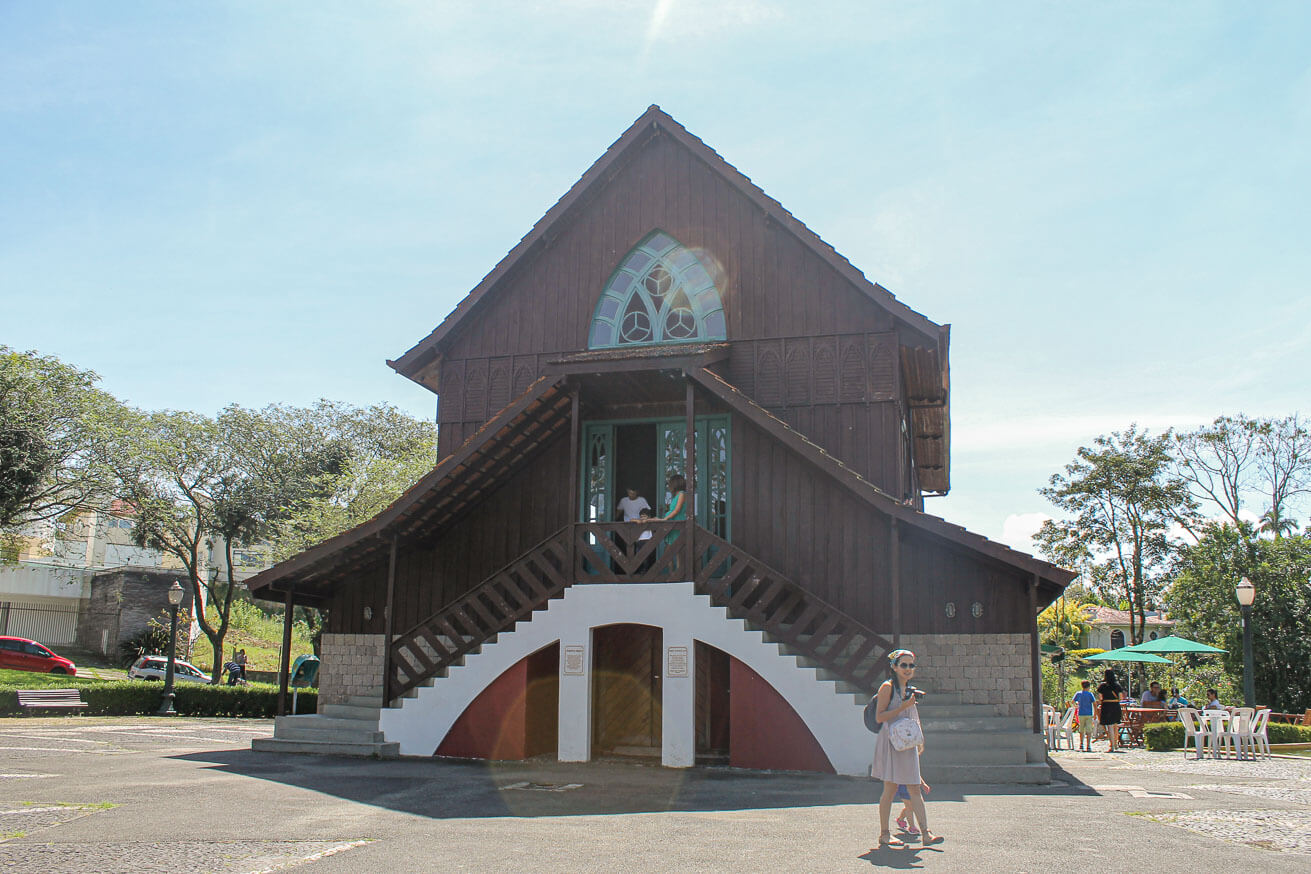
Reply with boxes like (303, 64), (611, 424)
(128, 656), (210, 683)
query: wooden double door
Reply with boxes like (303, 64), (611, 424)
(591, 624), (662, 758)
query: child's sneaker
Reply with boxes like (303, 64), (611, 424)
(895, 816), (909, 831)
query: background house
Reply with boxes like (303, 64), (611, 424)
(1082, 605), (1176, 650)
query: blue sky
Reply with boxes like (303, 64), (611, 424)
(3, 1), (1308, 550)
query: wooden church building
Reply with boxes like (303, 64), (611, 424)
(248, 106), (1073, 783)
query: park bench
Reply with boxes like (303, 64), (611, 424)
(16, 689), (87, 713)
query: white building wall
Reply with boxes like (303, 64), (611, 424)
(379, 582), (875, 776)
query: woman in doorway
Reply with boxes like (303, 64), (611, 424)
(872, 650), (939, 847)
(1096, 669), (1123, 752)
(658, 474), (687, 522)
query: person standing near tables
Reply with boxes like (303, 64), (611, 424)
(1096, 669), (1124, 752)
(1072, 680), (1097, 752)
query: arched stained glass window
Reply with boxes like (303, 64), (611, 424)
(588, 231), (726, 349)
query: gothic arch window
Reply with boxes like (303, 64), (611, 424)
(588, 231), (727, 349)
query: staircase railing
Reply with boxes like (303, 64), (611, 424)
(387, 526), (572, 701)
(691, 527), (895, 695)
(573, 520), (687, 582)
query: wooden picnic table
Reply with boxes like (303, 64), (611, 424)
(1121, 706), (1170, 746)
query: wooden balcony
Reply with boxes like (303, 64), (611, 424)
(574, 521), (690, 582)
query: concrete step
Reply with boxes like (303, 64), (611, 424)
(346, 695), (384, 708)
(920, 716), (1028, 732)
(276, 715), (380, 733)
(919, 729), (1036, 749)
(919, 762), (1050, 785)
(914, 703), (1006, 719)
(252, 737), (399, 758)
(320, 703), (382, 720)
(275, 726), (387, 743)
(920, 746), (1029, 766)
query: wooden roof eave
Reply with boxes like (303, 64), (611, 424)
(245, 374), (569, 604)
(687, 367), (1074, 590)
(388, 105), (944, 390)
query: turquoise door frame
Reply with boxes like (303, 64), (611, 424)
(580, 416), (730, 538)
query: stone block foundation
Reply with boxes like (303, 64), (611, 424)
(893, 633), (1035, 726)
(319, 632), (385, 706)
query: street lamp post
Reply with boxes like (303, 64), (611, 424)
(1235, 576), (1256, 708)
(156, 580), (185, 716)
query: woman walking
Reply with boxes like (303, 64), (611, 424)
(1096, 669), (1123, 752)
(872, 649), (941, 847)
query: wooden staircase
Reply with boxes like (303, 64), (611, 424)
(691, 529), (895, 695)
(387, 527), (573, 701)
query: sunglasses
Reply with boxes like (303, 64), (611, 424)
(896, 662), (916, 669)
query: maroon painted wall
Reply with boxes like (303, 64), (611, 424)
(729, 657), (834, 774)
(435, 644), (559, 760)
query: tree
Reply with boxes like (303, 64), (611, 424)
(261, 401), (438, 563)
(1172, 415), (1260, 530)
(1038, 598), (1091, 650)
(0, 347), (130, 529)
(114, 410), (237, 683)
(1254, 414), (1310, 538)
(1165, 523), (1311, 711)
(1037, 426), (1194, 647)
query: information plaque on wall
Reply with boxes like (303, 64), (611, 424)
(666, 646), (689, 678)
(564, 645), (585, 675)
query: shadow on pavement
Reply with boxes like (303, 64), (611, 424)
(174, 748), (1094, 820)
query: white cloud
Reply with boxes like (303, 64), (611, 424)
(1000, 512), (1050, 553)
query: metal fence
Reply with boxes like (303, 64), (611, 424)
(0, 602), (80, 645)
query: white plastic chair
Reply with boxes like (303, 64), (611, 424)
(1198, 709), (1229, 758)
(1248, 709), (1271, 759)
(1220, 707), (1254, 759)
(1178, 708), (1204, 759)
(1049, 706), (1077, 750)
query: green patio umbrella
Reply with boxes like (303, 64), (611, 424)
(1122, 635), (1226, 654)
(1081, 648), (1170, 700)
(1082, 648), (1172, 664)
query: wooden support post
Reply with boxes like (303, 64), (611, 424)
(889, 517), (901, 648)
(277, 584), (295, 717)
(567, 383), (580, 580)
(684, 374), (696, 578)
(381, 534), (398, 705)
(1029, 573), (1042, 734)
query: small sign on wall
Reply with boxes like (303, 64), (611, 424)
(666, 646), (689, 678)
(563, 645), (586, 676)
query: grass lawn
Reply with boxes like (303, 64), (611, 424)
(0, 667), (113, 687)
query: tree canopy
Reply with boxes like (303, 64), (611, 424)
(0, 347), (130, 529)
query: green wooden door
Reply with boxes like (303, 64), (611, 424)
(656, 417), (729, 538)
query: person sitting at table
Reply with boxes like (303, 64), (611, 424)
(1140, 682), (1166, 708)
(1203, 689), (1224, 710)
(1167, 688), (1190, 709)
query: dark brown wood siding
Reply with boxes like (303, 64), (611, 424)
(730, 414), (1029, 635)
(433, 133), (903, 479)
(327, 435), (572, 634)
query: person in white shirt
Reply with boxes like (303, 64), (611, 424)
(614, 488), (651, 574)
(1204, 689), (1224, 710)
(617, 487), (651, 521)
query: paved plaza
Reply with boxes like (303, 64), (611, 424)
(0, 717), (1307, 873)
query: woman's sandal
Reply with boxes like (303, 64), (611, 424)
(878, 832), (906, 848)
(920, 832), (944, 845)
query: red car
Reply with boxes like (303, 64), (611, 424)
(0, 636), (77, 675)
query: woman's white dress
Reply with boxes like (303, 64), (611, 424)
(871, 698), (921, 786)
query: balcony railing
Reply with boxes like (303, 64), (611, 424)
(573, 521), (688, 582)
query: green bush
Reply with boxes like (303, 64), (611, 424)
(1070, 648), (1106, 660)
(0, 680), (316, 717)
(1143, 722), (1184, 751)
(1268, 723), (1311, 744)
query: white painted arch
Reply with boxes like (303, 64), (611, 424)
(378, 583), (873, 776)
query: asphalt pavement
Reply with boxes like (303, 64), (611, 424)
(0, 717), (1307, 873)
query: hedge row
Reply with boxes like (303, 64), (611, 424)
(0, 681), (316, 718)
(1143, 721), (1311, 751)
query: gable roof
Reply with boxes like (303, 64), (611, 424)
(388, 105), (944, 389)
(687, 367), (1073, 600)
(1083, 606), (1175, 627)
